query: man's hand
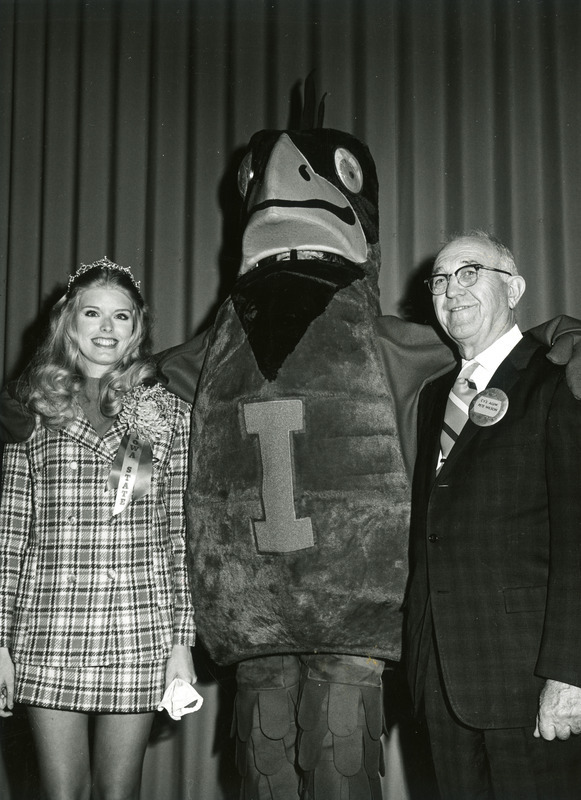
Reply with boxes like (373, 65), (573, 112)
(535, 679), (581, 740)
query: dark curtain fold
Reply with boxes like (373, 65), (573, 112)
(1, 1), (580, 798)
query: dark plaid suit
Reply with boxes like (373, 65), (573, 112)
(404, 335), (581, 799)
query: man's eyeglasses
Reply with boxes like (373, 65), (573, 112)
(425, 263), (513, 295)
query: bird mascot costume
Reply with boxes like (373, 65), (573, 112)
(184, 121), (418, 800)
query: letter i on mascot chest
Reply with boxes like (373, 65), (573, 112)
(187, 106), (410, 799)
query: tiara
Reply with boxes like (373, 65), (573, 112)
(67, 257), (142, 294)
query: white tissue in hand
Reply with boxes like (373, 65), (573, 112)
(157, 678), (203, 720)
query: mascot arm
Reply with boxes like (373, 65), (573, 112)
(154, 329), (210, 403)
(0, 382), (34, 444)
(375, 316), (455, 480)
(528, 315), (581, 400)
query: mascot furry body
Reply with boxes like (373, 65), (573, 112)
(188, 130), (410, 666)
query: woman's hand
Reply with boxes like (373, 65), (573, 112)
(164, 644), (196, 689)
(0, 647), (15, 718)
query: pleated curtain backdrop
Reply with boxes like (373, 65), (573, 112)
(1, 0), (580, 798)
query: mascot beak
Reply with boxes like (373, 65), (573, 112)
(240, 134), (367, 274)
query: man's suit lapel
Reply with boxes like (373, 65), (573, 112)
(432, 336), (539, 480)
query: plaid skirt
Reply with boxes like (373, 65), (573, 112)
(14, 659), (166, 713)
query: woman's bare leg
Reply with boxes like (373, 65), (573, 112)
(27, 706), (91, 800)
(91, 711), (154, 800)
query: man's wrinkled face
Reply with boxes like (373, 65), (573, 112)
(432, 237), (518, 356)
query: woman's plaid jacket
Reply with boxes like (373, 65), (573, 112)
(0, 386), (195, 668)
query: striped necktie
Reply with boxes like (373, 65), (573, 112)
(439, 362), (479, 462)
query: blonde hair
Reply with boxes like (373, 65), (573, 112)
(18, 265), (156, 430)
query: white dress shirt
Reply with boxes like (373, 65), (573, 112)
(436, 325), (523, 470)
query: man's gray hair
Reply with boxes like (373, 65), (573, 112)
(443, 229), (518, 275)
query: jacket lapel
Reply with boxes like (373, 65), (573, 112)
(62, 413), (123, 463)
(435, 336), (539, 479)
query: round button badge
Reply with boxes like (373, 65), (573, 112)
(469, 388), (509, 426)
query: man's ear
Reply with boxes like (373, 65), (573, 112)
(508, 275), (526, 309)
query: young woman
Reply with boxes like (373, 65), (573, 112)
(0, 258), (195, 800)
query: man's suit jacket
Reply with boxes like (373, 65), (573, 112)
(404, 335), (581, 730)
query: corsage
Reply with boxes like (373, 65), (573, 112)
(109, 384), (173, 515)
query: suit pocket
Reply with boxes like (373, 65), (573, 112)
(503, 585), (546, 613)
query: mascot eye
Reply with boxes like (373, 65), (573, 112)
(334, 148), (363, 194)
(237, 151), (254, 198)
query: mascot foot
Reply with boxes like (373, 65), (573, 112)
(234, 655), (301, 800)
(297, 654), (385, 800)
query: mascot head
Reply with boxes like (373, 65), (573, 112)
(237, 127), (380, 281)
(230, 84), (381, 381)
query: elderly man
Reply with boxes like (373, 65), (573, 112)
(404, 230), (581, 800)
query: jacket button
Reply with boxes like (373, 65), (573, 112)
(428, 534), (439, 543)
